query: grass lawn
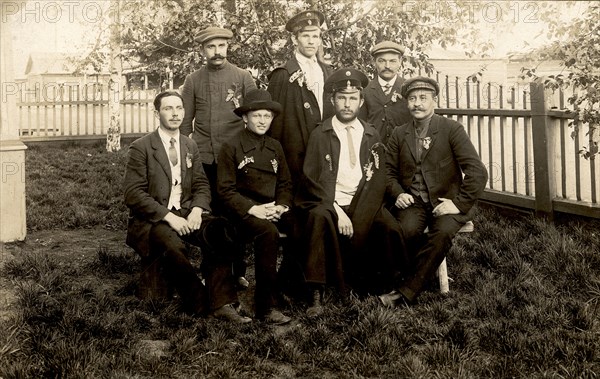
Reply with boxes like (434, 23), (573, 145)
(0, 141), (599, 378)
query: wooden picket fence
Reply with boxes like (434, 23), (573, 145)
(15, 77), (599, 218)
(17, 83), (157, 140)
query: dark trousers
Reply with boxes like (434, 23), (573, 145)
(203, 163), (222, 215)
(392, 197), (469, 302)
(148, 212), (237, 315)
(235, 216), (282, 316)
(302, 204), (403, 294)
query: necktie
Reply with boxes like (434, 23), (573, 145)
(168, 138), (178, 166)
(382, 83), (392, 95)
(346, 125), (357, 168)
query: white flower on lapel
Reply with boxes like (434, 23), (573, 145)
(271, 158), (278, 173)
(237, 155), (254, 169)
(363, 161), (374, 182)
(185, 153), (193, 168)
(289, 70), (306, 87)
(390, 91), (400, 103)
(226, 83), (242, 108)
(423, 137), (432, 150)
(325, 154), (333, 171)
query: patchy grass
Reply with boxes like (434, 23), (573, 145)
(1, 141), (598, 377)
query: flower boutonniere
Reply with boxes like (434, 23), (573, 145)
(238, 155), (254, 169)
(423, 137), (432, 150)
(271, 158), (278, 173)
(390, 91), (400, 103)
(185, 153), (193, 168)
(325, 154), (333, 171)
(289, 70), (306, 87)
(226, 83), (242, 108)
(363, 161), (374, 182)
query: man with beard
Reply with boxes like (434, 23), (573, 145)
(378, 77), (488, 307)
(360, 41), (411, 145)
(296, 68), (404, 317)
(180, 26), (257, 211)
(124, 91), (251, 323)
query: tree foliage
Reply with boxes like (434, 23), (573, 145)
(520, 4), (599, 159)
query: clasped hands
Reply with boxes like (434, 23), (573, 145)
(164, 207), (204, 236)
(248, 201), (289, 221)
(395, 193), (460, 217)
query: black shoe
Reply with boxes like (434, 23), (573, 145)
(261, 309), (292, 325)
(212, 304), (252, 324)
(306, 289), (323, 317)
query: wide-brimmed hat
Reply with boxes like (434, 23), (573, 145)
(400, 76), (440, 98)
(195, 26), (233, 44)
(234, 89), (282, 117)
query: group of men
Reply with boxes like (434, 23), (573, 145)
(123, 10), (488, 324)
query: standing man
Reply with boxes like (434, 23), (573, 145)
(124, 90), (251, 323)
(360, 41), (411, 145)
(267, 10), (334, 191)
(379, 77), (488, 307)
(296, 69), (404, 317)
(217, 89), (293, 324)
(180, 26), (257, 210)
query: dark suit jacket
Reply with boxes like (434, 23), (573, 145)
(267, 56), (334, 183)
(124, 129), (211, 257)
(360, 76), (411, 144)
(217, 128), (293, 219)
(386, 114), (488, 217)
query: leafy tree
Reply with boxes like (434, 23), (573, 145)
(521, 4), (599, 159)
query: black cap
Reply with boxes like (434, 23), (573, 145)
(234, 89), (282, 117)
(285, 10), (325, 33)
(400, 76), (440, 98)
(324, 68), (369, 94)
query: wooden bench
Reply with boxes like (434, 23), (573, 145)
(435, 220), (474, 293)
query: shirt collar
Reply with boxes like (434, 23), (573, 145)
(295, 51), (318, 66)
(377, 75), (397, 88)
(157, 127), (179, 146)
(332, 115), (362, 133)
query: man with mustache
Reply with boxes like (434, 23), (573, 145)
(379, 77), (488, 307)
(124, 91), (251, 323)
(180, 27), (257, 212)
(359, 41), (411, 145)
(296, 68), (404, 316)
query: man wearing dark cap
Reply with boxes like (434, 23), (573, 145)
(379, 76), (488, 307)
(180, 26), (257, 211)
(267, 10), (334, 192)
(296, 68), (404, 316)
(217, 89), (294, 324)
(360, 41), (411, 145)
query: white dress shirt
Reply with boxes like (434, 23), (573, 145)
(332, 116), (364, 206)
(157, 128), (182, 210)
(377, 75), (397, 95)
(296, 51), (325, 118)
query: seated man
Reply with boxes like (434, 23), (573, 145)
(124, 90), (250, 323)
(217, 89), (293, 324)
(296, 68), (404, 316)
(379, 77), (488, 306)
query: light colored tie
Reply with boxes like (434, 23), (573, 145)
(382, 83), (392, 96)
(168, 138), (178, 166)
(346, 125), (357, 168)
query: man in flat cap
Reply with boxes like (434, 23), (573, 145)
(379, 76), (487, 307)
(359, 41), (411, 145)
(267, 10), (334, 193)
(180, 26), (257, 212)
(295, 68), (404, 316)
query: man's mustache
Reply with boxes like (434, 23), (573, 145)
(210, 54), (226, 60)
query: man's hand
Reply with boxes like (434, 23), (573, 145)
(186, 207), (204, 231)
(164, 212), (192, 236)
(432, 197), (460, 217)
(334, 203), (353, 238)
(265, 204), (289, 222)
(395, 193), (415, 209)
(248, 202), (277, 220)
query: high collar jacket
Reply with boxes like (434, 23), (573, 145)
(217, 128), (293, 219)
(267, 56), (334, 183)
(386, 114), (488, 216)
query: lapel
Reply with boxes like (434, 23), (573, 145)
(179, 135), (189, 183)
(150, 130), (172, 184)
(286, 55), (323, 114)
(420, 114), (440, 162)
(404, 121), (418, 162)
(368, 79), (388, 105)
(358, 119), (375, 167)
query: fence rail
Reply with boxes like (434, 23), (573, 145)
(15, 79), (599, 219)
